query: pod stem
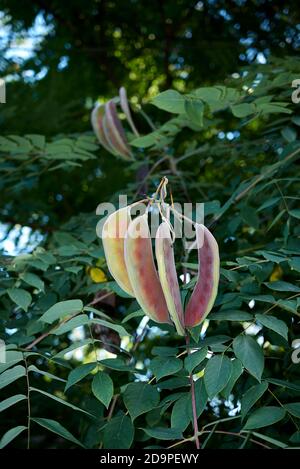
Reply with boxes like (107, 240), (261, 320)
(185, 334), (200, 450)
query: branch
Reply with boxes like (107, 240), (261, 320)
(185, 334), (200, 449)
(210, 146), (300, 227)
(168, 429), (272, 450)
(25, 291), (114, 350)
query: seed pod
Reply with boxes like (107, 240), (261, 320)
(155, 222), (185, 335)
(124, 214), (171, 324)
(91, 103), (116, 154)
(104, 100), (133, 160)
(102, 207), (134, 297)
(119, 87), (139, 137)
(184, 224), (220, 328)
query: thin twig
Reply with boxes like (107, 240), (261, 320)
(107, 394), (119, 421)
(23, 354), (31, 450)
(185, 334), (200, 449)
(168, 429), (271, 449)
(176, 145), (208, 164)
(134, 156), (168, 199)
(88, 323), (99, 369)
(211, 146), (300, 226)
(25, 292), (115, 350)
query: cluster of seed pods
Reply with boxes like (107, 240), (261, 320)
(102, 200), (220, 335)
(91, 87), (138, 161)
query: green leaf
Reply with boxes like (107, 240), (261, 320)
(233, 335), (264, 381)
(184, 99), (204, 126)
(26, 134), (45, 149)
(30, 387), (91, 415)
(199, 335), (232, 347)
(259, 103), (291, 115)
(157, 377), (190, 390)
(209, 310), (253, 321)
(83, 306), (112, 321)
(90, 318), (129, 337)
(121, 309), (144, 323)
(150, 356), (182, 381)
(65, 362), (97, 391)
(284, 403), (300, 418)
(188, 324), (202, 342)
(20, 272), (44, 291)
(0, 426), (27, 449)
(40, 299), (83, 324)
(0, 365), (26, 390)
(104, 281), (133, 298)
(54, 314), (89, 335)
(204, 355), (233, 398)
(0, 351), (23, 374)
(57, 246), (81, 256)
(53, 339), (93, 358)
(290, 431), (300, 444)
(264, 281), (300, 293)
(171, 395), (190, 431)
(159, 392), (186, 410)
(151, 90), (185, 114)
(256, 250), (285, 263)
(221, 359), (243, 399)
(257, 197), (281, 212)
(267, 209), (286, 231)
(100, 358), (134, 372)
(28, 365), (66, 383)
(130, 131), (162, 148)
(220, 268), (239, 284)
(289, 209), (300, 220)
(267, 378), (300, 392)
(281, 126), (297, 143)
(277, 299), (298, 314)
(247, 431), (288, 449)
(289, 257), (300, 273)
(255, 314), (288, 340)
(7, 288), (32, 312)
(184, 347), (208, 374)
(152, 346), (178, 357)
(187, 378), (208, 420)
(103, 413), (134, 449)
(231, 103), (255, 118)
(194, 86), (224, 106)
(65, 266), (83, 274)
(142, 427), (183, 440)
(123, 383), (160, 420)
(31, 418), (84, 447)
(243, 407), (286, 430)
(92, 371), (114, 409)
(0, 394), (26, 413)
(241, 382), (268, 419)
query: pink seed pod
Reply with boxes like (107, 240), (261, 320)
(91, 103), (116, 155)
(102, 207), (134, 297)
(124, 214), (171, 325)
(156, 221), (185, 335)
(119, 87), (139, 137)
(184, 223), (220, 328)
(104, 100), (133, 160)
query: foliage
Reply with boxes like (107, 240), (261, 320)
(1, 3), (300, 449)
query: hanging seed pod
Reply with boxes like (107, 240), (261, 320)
(102, 207), (134, 297)
(91, 103), (116, 155)
(119, 87), (139, 137)
(124, 214), (171, 324)
(184, 223), (220, 328)
(155, 221), (185, 335)
(104, 100), (133, 160)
